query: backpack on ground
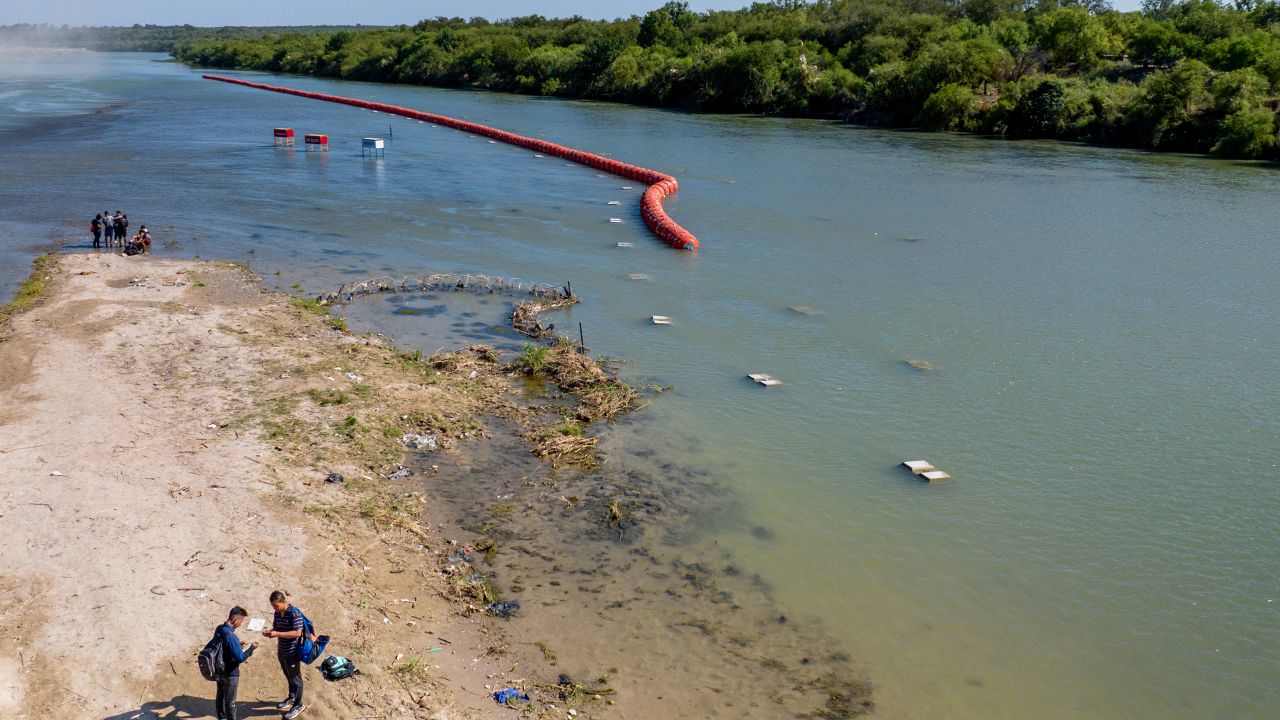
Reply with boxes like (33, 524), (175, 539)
(197, 630), (225, 681)
(320, 654), (358, 681)
(297, 611), (330, 665)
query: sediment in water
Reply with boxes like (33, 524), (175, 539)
(0, 252), (873, 719)
(334, 286), (877, 718)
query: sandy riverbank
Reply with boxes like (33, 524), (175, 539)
(0, 253), (588, 719)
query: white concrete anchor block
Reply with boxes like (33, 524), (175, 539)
(902, 460), (936, 474)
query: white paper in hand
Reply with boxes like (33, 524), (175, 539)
(247, 617), (266, 632)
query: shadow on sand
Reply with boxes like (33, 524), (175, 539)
(102, 696), (279, 719)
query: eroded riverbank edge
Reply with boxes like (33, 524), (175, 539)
(0, 252), (631, 720)
(0, 252), (875, 720)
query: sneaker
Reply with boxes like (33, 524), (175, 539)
(275, 699), (295, 711)
(283, 704), (307, 720)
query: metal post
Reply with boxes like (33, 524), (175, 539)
(578, 323), (586, 354)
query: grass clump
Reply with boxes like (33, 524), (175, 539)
(606, 499), (628, 528)
(0, 255), (57, 328)
(554, 422), (584, 437)
(511, 342), (640, 423)
(308, 388), (349, 406)
(532, 429), (598, 469)
(514, 343), (550, 374)
(393, 653), (432, 685)
(474, 537), (498, 563)
(535, 641), (558, 665)
(261, 416), (311, 443)
(289, 295), (349, 332)
(290, 296), (329, 316)
(269, 395), (298, 416)
(304, 502), (341, 521)
(335, 414), (360, 439)
(554, 678), (615, 707)
(358, 493), (412, 526)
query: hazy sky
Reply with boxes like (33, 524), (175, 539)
(3, 0), (1143, 26)
(2, 0), (748, 26)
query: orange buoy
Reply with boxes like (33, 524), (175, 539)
(203, 74), (698, 250)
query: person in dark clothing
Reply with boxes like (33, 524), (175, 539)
(117, 213), (128, 244)
(262, 590), (313, 719)
(91, 214), (102, 248)
(215, 606), (259, 720)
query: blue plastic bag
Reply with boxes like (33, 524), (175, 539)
(492, 688), (530, 705)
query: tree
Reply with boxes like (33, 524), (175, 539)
(1030, 7), (1117, 71)
(1204, 31), (1279, 71)
(639, 2), (694, 48)
(919, 83), (978, 129)
(1008, 79), (1066, 137)
(1131, 59), (1211, 147)
(960, 0), (1023, 25)
(1212, 108), (1276, 157)
(992, 17), (1043, 80)
(1128, 18), (1187, 67)
(1210, 67), (1270, 114)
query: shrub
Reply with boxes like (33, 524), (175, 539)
(1008, 79), (1066, 138)
(919, 83), (978, 130)
(1212, 108), (1276, 158)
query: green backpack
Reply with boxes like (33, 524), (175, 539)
(320, 654), (358, 681)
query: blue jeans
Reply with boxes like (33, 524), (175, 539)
(215, 672), (239, 720)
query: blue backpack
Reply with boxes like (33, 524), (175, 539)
(297, 611), (330, 665)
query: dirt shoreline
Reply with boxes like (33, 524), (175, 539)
(0, 253), (586, 720)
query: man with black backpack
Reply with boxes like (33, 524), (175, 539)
(200, 606), (259, 720)
(262, 590), (312, 719)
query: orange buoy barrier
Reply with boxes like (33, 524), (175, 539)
(203, 74), (699, 250)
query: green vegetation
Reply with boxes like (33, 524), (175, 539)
(535, 640), (559, 665)
(308, 388), (350, 406)
(304, 502), (342, 521)
(335, 414), (361, 438)
(392, 652), (433, 684)
(169, 0), (1280, 159)
(0, 255), (57, 328)
(286, 295), (349, 331)
(514, 343), (551, 373)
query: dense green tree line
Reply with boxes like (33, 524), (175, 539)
(90, 1), (1280, 158)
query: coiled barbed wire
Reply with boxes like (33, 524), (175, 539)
(315, 272), (573, 307)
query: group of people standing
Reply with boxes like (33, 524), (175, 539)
(91, 210), (150, 255)
(212, 590), (313, 720)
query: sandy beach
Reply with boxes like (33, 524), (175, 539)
(0, 253), (567, 720)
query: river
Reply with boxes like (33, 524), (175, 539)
(1, 49), (1277, 719)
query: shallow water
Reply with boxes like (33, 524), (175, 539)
(2, 50), (1279, 719)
